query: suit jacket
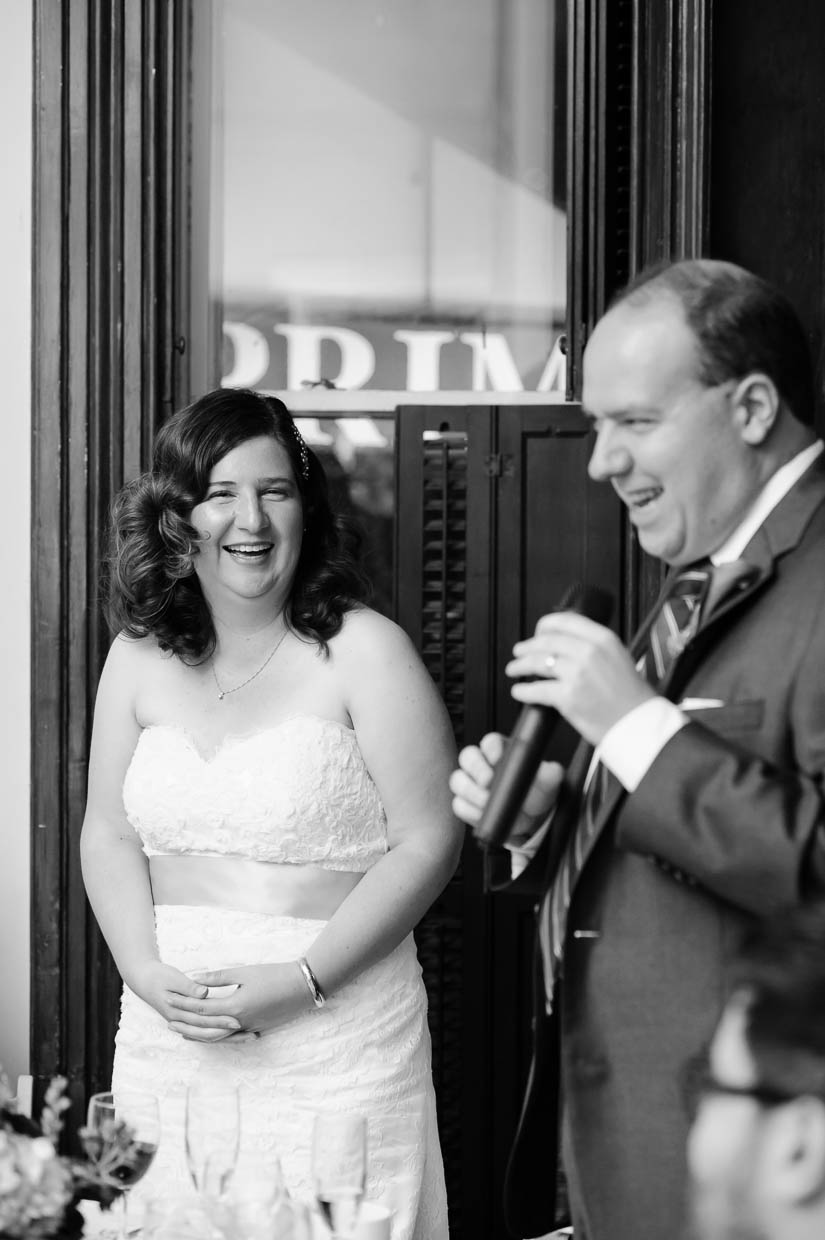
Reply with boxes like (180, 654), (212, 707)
(503, 457), (825, 1240)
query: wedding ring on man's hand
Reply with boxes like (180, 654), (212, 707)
(545, 654), (558, 673)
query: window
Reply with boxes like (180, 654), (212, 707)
(208, 0), (568, 396)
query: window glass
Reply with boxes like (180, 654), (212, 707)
(212, 0), (567, 395)
(298, 415), (395, 617)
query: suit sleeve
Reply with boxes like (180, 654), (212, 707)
(615, 610), (825, 915)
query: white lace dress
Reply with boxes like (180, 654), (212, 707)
(113, 715), (449, 1239)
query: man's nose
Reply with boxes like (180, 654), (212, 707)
(587, 423), (631, 481)
(236, 491), (266, 530)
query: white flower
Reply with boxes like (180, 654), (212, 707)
(0, 1126), (73, 1236)
(0, 1129), (22, 1194)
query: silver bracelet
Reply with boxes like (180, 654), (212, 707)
(297, 956), (326, 1008)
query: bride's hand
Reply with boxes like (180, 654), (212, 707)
(128, 960), (242, 1041)
(165, 963), (313, 1041)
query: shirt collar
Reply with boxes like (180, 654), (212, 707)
(711, 440), (824, 565)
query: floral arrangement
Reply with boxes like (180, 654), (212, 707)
(0, 1071), (121, 1240)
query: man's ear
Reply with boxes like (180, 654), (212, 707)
(731, 373), (780, 445)
(769, 1096), (825, 1206)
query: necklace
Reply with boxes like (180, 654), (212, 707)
(211, 628), (288, 701)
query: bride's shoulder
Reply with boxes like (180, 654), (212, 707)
(331, 606), (415, 663)
(102, 631), (177, 679)
(93, 633), (180, 723)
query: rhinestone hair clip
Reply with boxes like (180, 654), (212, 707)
(290, 419), (311, 481)
(255, 390), (310, 482)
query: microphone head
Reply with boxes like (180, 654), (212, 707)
(555, 582), (613, 626)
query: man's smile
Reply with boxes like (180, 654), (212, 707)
(616, 485), (664, 513)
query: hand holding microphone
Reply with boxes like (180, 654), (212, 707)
(457, 584), (614, 850)
(450, 731), (566, 849)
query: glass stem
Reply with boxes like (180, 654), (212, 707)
(115, 1189), (129, 1240)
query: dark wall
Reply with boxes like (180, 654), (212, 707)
(710, 1), (825, 431)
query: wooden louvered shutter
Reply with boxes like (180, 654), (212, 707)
(395, 402), (624, 1240)
(396, 405), (494, 1239)
(419, 431), (470, 734)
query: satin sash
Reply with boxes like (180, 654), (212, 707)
(148, 854), (363, 919)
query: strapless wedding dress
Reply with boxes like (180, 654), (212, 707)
(113, 715), (449, 1239)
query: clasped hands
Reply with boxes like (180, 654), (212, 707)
(131, 959), (314, 1043)
(450, 611), (655, 842)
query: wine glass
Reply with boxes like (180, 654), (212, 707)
(228, 1149), (287, 1239)
(311, 1113), (367, 1239)
(184, 1083), (240, 1200)
(84, 1089), (160, 1240)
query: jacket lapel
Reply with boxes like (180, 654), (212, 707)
(572, 457), (825, 863)
(666, 456), (825, 690)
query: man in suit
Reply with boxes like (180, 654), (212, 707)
(450, 259), (825, 1240)
(686, 903), (825, 1240)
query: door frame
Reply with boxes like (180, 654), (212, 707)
(29, 0), (711, 1149)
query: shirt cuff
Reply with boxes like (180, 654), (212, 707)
(508, 815), (553, 877)
(597, 698), (688, 792)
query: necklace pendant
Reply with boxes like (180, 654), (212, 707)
(210, 627), (288, 702)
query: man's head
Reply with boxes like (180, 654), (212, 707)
(582, 259), (817, 566)
(686, 904), (825, 1240)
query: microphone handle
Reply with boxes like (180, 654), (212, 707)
(472, 583), (613, 851)
(474, 707), (558, 849)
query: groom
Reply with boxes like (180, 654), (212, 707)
(451, 259), (825, 1240)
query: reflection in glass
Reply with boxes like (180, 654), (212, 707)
(210, 0), (567, 394)
(298, 415), (395, 618)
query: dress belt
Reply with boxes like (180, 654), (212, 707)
(148, 854), (364, 919)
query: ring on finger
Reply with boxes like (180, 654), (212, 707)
(545, 654), (558, 673)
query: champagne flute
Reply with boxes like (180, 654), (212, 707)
(311, 1113), (367, 1239)
(184, 1083), (240, 1200)
(84, 1089), (160, 1240)
(228, 1150), (287, 1239)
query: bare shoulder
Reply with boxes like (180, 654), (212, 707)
(330, 607), (452, 746)
(330, 606), (418, 666)
(87, 634), (163, 774)
(97, 632), (176, 707)
(329, 610), (458, 832)
(103, 630), (166, 675)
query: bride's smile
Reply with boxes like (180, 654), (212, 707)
(189, 434), (304, 606)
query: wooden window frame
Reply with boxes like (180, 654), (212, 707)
(29, 0), (711, 1132)
(31, 0), (194, 1100)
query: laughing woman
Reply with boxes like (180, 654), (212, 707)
(80, 388), (461, 1238)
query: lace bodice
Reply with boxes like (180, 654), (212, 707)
(122, 715), (388, 871)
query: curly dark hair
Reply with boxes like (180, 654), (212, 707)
(106, 388), (371, 661)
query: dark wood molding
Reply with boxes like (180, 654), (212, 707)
(629, 0), (712, 617)
(630, 0), (712, 269)
(582, 0), (713, 627)
(566, 0), (712, 632)
(31, 0), (190, 1098)
(31, 0), (66, 1090)
(567, 0), (635, 400)
(709, 0), (825, 432)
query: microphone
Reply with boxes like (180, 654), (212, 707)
(474, 582), (614, 850)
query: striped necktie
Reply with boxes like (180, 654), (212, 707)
(640, 562), (714, 683)
(539, 562), (713, 1007)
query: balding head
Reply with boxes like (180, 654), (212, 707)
(613, 259), (816, 428)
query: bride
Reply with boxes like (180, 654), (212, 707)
(80, 388), (461, 1238)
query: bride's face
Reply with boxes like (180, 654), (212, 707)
(189, 434), (304, 608)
